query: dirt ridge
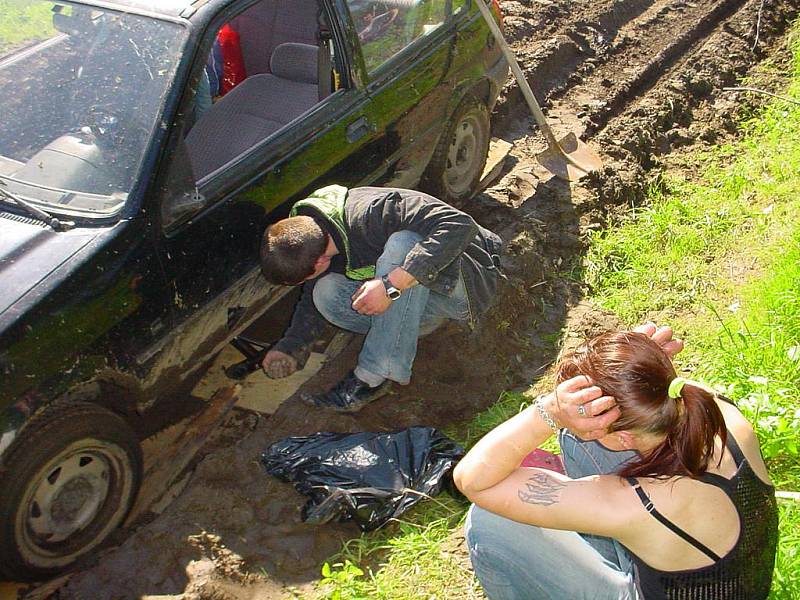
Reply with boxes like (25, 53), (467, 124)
(495, 0), (656, 122)
(573, 0), (750, 134)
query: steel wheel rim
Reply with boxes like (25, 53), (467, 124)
(444, 112), (485, 195)
(15, 440), (130, 564)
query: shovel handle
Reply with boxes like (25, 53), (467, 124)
(474, 0), (560, 149)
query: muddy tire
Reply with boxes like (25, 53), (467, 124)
(423, 95), (491, 202)
(0, 402), (142, 581)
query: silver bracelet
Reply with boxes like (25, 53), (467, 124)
(534, 394), (559, 434)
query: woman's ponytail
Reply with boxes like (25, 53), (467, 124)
(620, 381), (727, 478)
(667, 382), (727, 477)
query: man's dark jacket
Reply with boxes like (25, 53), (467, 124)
(273, 186), (503, 366)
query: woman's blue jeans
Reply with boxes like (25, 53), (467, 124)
(464, 432), (641, 600)
(312, 231), (469, 385)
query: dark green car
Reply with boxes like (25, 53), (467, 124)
(0, 0), (507, 581)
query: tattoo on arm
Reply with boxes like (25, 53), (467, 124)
(518, 473), (566, 506)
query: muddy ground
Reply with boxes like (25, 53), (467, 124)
(17, 0), (800, 598)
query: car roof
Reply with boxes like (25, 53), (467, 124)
(76, 0), (201, 19)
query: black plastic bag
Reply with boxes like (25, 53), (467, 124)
(261, 427), (464, 531)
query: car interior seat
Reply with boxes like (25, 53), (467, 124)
(186, 43), (320, 180)
(229, 0), (320, 76)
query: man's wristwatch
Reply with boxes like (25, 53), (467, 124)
(381, 274), (402, 301)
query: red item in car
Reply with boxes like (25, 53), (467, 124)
(218, 24), (246, 95)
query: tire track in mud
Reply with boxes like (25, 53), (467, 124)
(550, 0), (751, 134)
(498, 0), (791, 140)
(38, 1), (800, 599)
(584, 0), (799, 203)
(493, 0), (799, 206)
(476, 0), (799, 357)
(495, 0), (655, 120)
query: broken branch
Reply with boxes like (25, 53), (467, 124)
(723, 86), (800, 107)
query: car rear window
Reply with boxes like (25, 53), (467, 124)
(0, 1), (186, 215)
(346, 0), (450, 74)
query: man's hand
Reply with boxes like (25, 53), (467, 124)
(543, 375), (620, 440)
(633, 322), (684, 359)
(352, 278), (392, 316)
(261, 349), (298, 379)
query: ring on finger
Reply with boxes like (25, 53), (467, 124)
(577, 403), (588, 418)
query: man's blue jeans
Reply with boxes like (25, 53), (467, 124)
(464, 432), (641, 600)
(312, 231), (469, 385)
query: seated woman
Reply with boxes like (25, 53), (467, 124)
(454, 324), (778, 600)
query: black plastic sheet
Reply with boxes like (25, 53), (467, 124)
(261, 427), (464, 531)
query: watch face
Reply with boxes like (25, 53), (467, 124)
(382, 275), (402, 300)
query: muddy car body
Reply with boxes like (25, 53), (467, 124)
(0, 0), (506, 581)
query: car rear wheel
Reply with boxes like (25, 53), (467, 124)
(423, 95), (491, 202)
(0, 402), (142, 581)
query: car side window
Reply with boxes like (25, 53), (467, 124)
(161, 0), (343, 229)
(346, 0), (451, 74)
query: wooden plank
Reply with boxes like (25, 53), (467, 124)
(478, 137), (513, 192)
(125, 385), (240, 525)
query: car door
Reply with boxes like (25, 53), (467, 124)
(342, 0), (458, 187)
(145, 0), (387, 394)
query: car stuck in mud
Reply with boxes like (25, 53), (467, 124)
(0, 0), (507, 581)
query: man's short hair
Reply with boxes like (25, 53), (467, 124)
(260, 216), (327, 285)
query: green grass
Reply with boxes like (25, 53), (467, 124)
(0, 0), (56, 55)
(583, 176), (757, 322)
(773, 502), (800, 598)
(305, 495), (476, 600)
(303, 24), (800, 600)
(455, 391), (534, 448)
(694, 229), (800, 464)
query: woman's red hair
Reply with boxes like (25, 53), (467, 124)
(556, 332), (726, 478)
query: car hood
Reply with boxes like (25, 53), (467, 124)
(0, 215), (100, 317)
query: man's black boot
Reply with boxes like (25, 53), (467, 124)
(303, 371), (391, 413)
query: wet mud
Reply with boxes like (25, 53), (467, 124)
(20, 0), (800, 598)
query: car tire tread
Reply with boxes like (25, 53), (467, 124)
(0, 401), (142, 581)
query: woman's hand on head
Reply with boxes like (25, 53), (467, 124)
(543, 376), (620, 440)
(633, 322), (684, 359)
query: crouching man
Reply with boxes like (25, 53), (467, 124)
(259, 185), (503, 413)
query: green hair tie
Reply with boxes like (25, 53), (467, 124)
(668, 377), (687, 399)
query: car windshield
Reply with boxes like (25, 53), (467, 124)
(0, 1), (186, 214)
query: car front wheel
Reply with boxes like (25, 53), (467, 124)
(0, 402), (142, 581)
(423, 95), (491, 202)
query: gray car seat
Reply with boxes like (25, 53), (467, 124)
(229, 0), (320, 76)
(187, 43), (319, 180)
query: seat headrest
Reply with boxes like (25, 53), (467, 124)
(270, 43), (318, 84)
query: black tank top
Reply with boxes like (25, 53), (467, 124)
(625, 434), (778, 600)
